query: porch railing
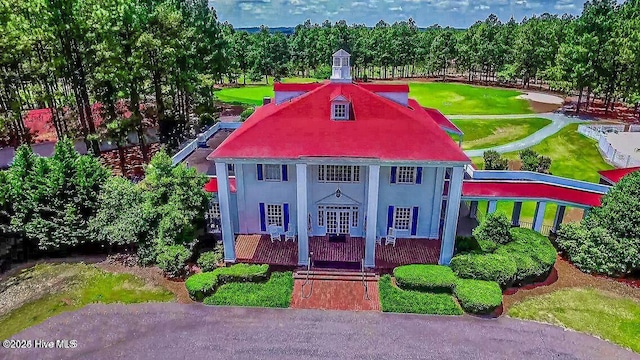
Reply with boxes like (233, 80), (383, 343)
(518, 221), (552, 236)
(361, 258), (369, 301)
(301, 252), (313, 299)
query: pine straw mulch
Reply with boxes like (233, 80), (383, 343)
(502, 256), (640, 312)
(95, 261), (194, 304)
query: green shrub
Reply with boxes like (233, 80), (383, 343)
(215, 263), (269, 284)
(477, 239), (500, 253)
(483, 150), (508, 170)
(239, 107), (255, 121)
(156, 245), (191, 278)
(393, 265), (457, 293)
(498, 227), (557, 284)
(204, 272), (293, 308)
(450, 253), (517, 287)
(455, 236), (479, 254)
(473, 212), (513, 245)
(197, 250), (223, 272)
(454, 279), (503, 314)
(378, 275), (463, 315)
(185, 272), (219, 301)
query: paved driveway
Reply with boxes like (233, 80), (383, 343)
(4, 304), (638, 360)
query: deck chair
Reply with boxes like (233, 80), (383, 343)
(284, 223), (296, 242)
(385, 228), (397, 247)
(268, 224), (281, 242)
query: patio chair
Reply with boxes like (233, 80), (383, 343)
(284, 223), (296, 242)
(268, 224), (281, 242)
(385, 228), (397, 247)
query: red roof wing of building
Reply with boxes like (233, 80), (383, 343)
(357, 83), (410, 93)
(462, 180), (603, 207)
(273, 82), (325, 91)
(210, 82), (469, 162)
(419, 106), (463, 135)
(203, 177), (237, 193)
(598, 167), (640, 184)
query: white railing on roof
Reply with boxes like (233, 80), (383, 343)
(171, 122), (241, 166)
(469, 170), (610, 194)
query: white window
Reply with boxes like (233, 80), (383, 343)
(351, 207), (358, 227)
(318, 206), (324, 226)
(333, 103), (347, 119)
(397, 166), (416, 184)
(318, 165), (360, 182)
(393, 207), (412, 230)
(264, 164), (281, 181)
(267, 204), (283, 227)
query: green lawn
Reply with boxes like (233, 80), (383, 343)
(203, 272), (293, 308)
(215, 81), (533, 115)
(470, 124), (614, 225)
(409, 83), (532, 115)
(508, 288), (640, 353)
(0, 263), (174, 339)
(452, 118), (551, 150)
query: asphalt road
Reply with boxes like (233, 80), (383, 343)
(3, 303), (638, 360)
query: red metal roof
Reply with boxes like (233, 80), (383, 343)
(210, 82), (469, 163)
(598, 167), (640, 184)
(462, 180), (603, 207)
(357, 83), (410, 93)
(273, 82), (325, 91)
(203, 177), (237, 193)
(415, 105), (462, 135)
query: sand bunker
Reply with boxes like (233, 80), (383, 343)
(517, 92), (564, 104)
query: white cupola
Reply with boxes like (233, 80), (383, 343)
(331, 49), (352, 83)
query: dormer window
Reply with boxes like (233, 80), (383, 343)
(332, 102), (350, 120)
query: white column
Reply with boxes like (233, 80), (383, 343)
(365, 165), (380, 268)
(439, 166), (463, 265)
(234, 163), (248, 234)
(296, 164), (309, 266)
(430, 167), (445, 238)
(532, 201), (547, 232)
(469, 201), (478, 219)
(487, 200), (498, 214)
(551, 205), (566, 233)
(511, 202), (523, 227)
(215, 162), (235, 262)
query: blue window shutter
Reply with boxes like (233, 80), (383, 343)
(259, 203), (266, 231)
(416, 167), (423, 184)
(283, 203), (289, 231)
(387, 206), (394, 230)
(390, 167), (397, 183)
(411, 207), (419, 236)
(281, 165), (288, 181)
(257, 164), (263, 180)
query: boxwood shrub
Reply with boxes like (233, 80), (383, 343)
(215, 263), (269, 284)
(379, 275), (463, 315)
(454, 279), (503, 314)
(203, 272), (294, 308)
(450, 253), (517, 287)
(496, 228), (557, 285)
(197, 250), (223, 272)
(393, 265), (457, 293)
(185, 272), (219, 301)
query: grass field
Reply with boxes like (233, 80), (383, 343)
(452, 118), (551, 150)
(0, 263), (174, 339)
(470, 124), (613, 224)
(408, 83), (532, 115)
(215, 80), (533, 115)
(508, 288), (640, 353)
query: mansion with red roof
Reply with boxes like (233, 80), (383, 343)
(205, 50), (617, 268)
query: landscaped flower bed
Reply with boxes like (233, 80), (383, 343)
(379, 275), (464, 315)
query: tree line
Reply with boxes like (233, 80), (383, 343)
(1, 0), (639, 157)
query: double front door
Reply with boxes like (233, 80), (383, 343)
(323, 206), (356, 235)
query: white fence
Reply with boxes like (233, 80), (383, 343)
(578, 124), (640, 168)
(171, 122), (242, 165)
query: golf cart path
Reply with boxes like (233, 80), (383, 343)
(449, 112), (595, 157)
(5, 304), (638, 360)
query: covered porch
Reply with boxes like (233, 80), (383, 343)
(234, 235), (441, 271)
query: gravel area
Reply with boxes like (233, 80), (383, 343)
(4, 304), (638, 360)
(517, 92), (564, 104)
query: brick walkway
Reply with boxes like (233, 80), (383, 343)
(290, 279), (381, 311)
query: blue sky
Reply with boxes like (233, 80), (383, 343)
(209, 0), (585, 28)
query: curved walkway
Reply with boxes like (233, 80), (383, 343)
(5, 304), (638, 360)
(448, 112), (594, 157)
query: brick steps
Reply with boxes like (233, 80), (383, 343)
(294, 270), (379, 282)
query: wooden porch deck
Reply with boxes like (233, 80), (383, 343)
(235, 235), (441, 270)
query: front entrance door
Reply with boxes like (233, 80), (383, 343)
(326, 210), (350, 234)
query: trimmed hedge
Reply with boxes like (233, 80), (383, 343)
(215, 263), (269, 284)
(197, 250), (223, 272)
(393, 265), (457, 292)
(451, 228), (557, 288)
(204, 272), (294, 308)
(185, 272), (219, 301)
(378, 275), (463, 315)
(450, 253), (517, 287)
(454, 279), (503, 314)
